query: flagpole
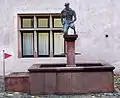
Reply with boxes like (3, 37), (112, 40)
(3, 50), (6, 92)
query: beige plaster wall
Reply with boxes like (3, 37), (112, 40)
(0, 0), (120, 74)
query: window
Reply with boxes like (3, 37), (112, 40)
(21, 16), (34, 28)
(18, 14), (65, 58)
(21, 31), (34, 57)
(37, 31), (50, 57)
(53, 31), (65, 56)
(37, 17), (49, 28)
(52, 16), (62, 28)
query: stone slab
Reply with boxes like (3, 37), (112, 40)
(5, 72), (29, 93)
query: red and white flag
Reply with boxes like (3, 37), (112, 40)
(2, 50), (12, 92)
(4, 53), (12, 59)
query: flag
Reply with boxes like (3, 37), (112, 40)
(4, 53), (12, 59)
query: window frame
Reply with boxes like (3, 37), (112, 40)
(18, 14), (65, 58)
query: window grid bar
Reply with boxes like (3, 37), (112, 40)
(49, 15), (53, 57)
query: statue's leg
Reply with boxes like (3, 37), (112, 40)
(63, 23), (69, 34)
(73, 28), (76, 34)
(66, 26), (69, 34)
(70, 24), (76, 34)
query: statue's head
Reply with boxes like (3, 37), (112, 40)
(64, 3), (69, 9)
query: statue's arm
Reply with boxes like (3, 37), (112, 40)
(61, 11), (64, 25)
(73, 10), (77, 23)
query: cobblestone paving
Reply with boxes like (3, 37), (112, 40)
(0, 75), (120, 98)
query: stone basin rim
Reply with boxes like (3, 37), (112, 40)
(28, 63), (115, 72)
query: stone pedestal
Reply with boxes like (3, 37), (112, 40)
(63, 34), (78, 66)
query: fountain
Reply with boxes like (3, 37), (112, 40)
(28, 33), (115, 95)
(5, 3), (115, 95)
(28, 3), (115, 95)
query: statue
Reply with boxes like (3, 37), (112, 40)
(61, 3), (77, 34)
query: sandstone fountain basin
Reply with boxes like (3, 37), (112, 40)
(28, 62), (115, 95)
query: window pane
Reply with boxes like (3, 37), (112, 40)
(38, 32), (49, 56)
(37, 18), (49, 28)
(22, 18), (33, 28)
(53, 18), (62, 28)
(54, 32), (64, 55)
(22, 33), (33, 56)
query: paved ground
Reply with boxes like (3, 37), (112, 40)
(0, 75), (120, 98)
